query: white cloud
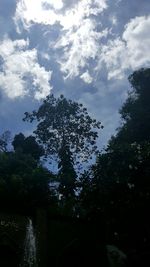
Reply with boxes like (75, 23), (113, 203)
(14, 1), (150, 85)
(123, 16), (150, 69)
(59, 0), (108, 30)
(80, 71), (93, 84)
(56, 24), (108, 78)
(98, 15), (150, 80)
(40, 52), (50, 60)
(98, 38), (128, 79)
(0, 37), (52, 99)
(14, 0), (108, 29)
(55, 0), (108, 78)
(14, 0), (108, 81)
(14, 0), (61, 31)
(110, 15), (118, 26)
(0, 72), (26, 98)
(46, 0), (64, 10)
(56, 20), (108, 78)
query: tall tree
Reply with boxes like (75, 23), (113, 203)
(24, 94), (102, 198)
(0, 149), (54, 211)
(105, 68), (150, 202)
(58, 140), (77, 200)
(91, 68), (150, 248)
(111, 68), (150, 144)
(24, 94), (102, 162)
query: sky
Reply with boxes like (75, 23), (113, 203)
(0, 0), (150, 150)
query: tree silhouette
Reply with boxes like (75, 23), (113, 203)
(24, 94), (102, 162)
(0, 131), (11, 152)
(58, 141), (77, 200)
(79, 68), (150, 255)
(24, 94), (102, 199)
(12, 133), (44, 161)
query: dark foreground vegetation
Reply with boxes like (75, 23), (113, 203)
(0, 68), (150, 266)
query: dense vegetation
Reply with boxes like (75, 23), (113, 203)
(0, 132), (55, 213)
(79, 68), (150, 262)
(0, 68), (150, 264)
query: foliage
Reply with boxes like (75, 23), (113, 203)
(58, 141), (77, 200)
(0, 131), (11, 152)
(112, 68), (150, 144)
(79, 68), (150, 250)
(12, 133), (44, 161)
(23, 94), (102, 163)
(104, 68), (150, 215)
(0, 149), (54, 212)
(23, 94), (102, 204)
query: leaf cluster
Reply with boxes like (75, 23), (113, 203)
(24, 94), (102, 162)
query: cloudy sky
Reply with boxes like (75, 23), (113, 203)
(0, 0), (150, 148)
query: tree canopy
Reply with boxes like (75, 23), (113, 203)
(0, 131), (11, 152)
(111, 68), (150, 144)
(12, 133), (44, 161)
(23, 94), (102, 163)
(23, 94), (102, 202)
(0, 133), (55, 213)
(1, 69), (150, 264)
(79, 68), (150, 251)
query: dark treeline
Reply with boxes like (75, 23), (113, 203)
(0, 132), (55, 214)
(0, 68), (150, 265)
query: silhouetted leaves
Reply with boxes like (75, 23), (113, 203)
(12, 133), (44, 160)
(79, 68), (150, 256)
(24, 94), (102, 163)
